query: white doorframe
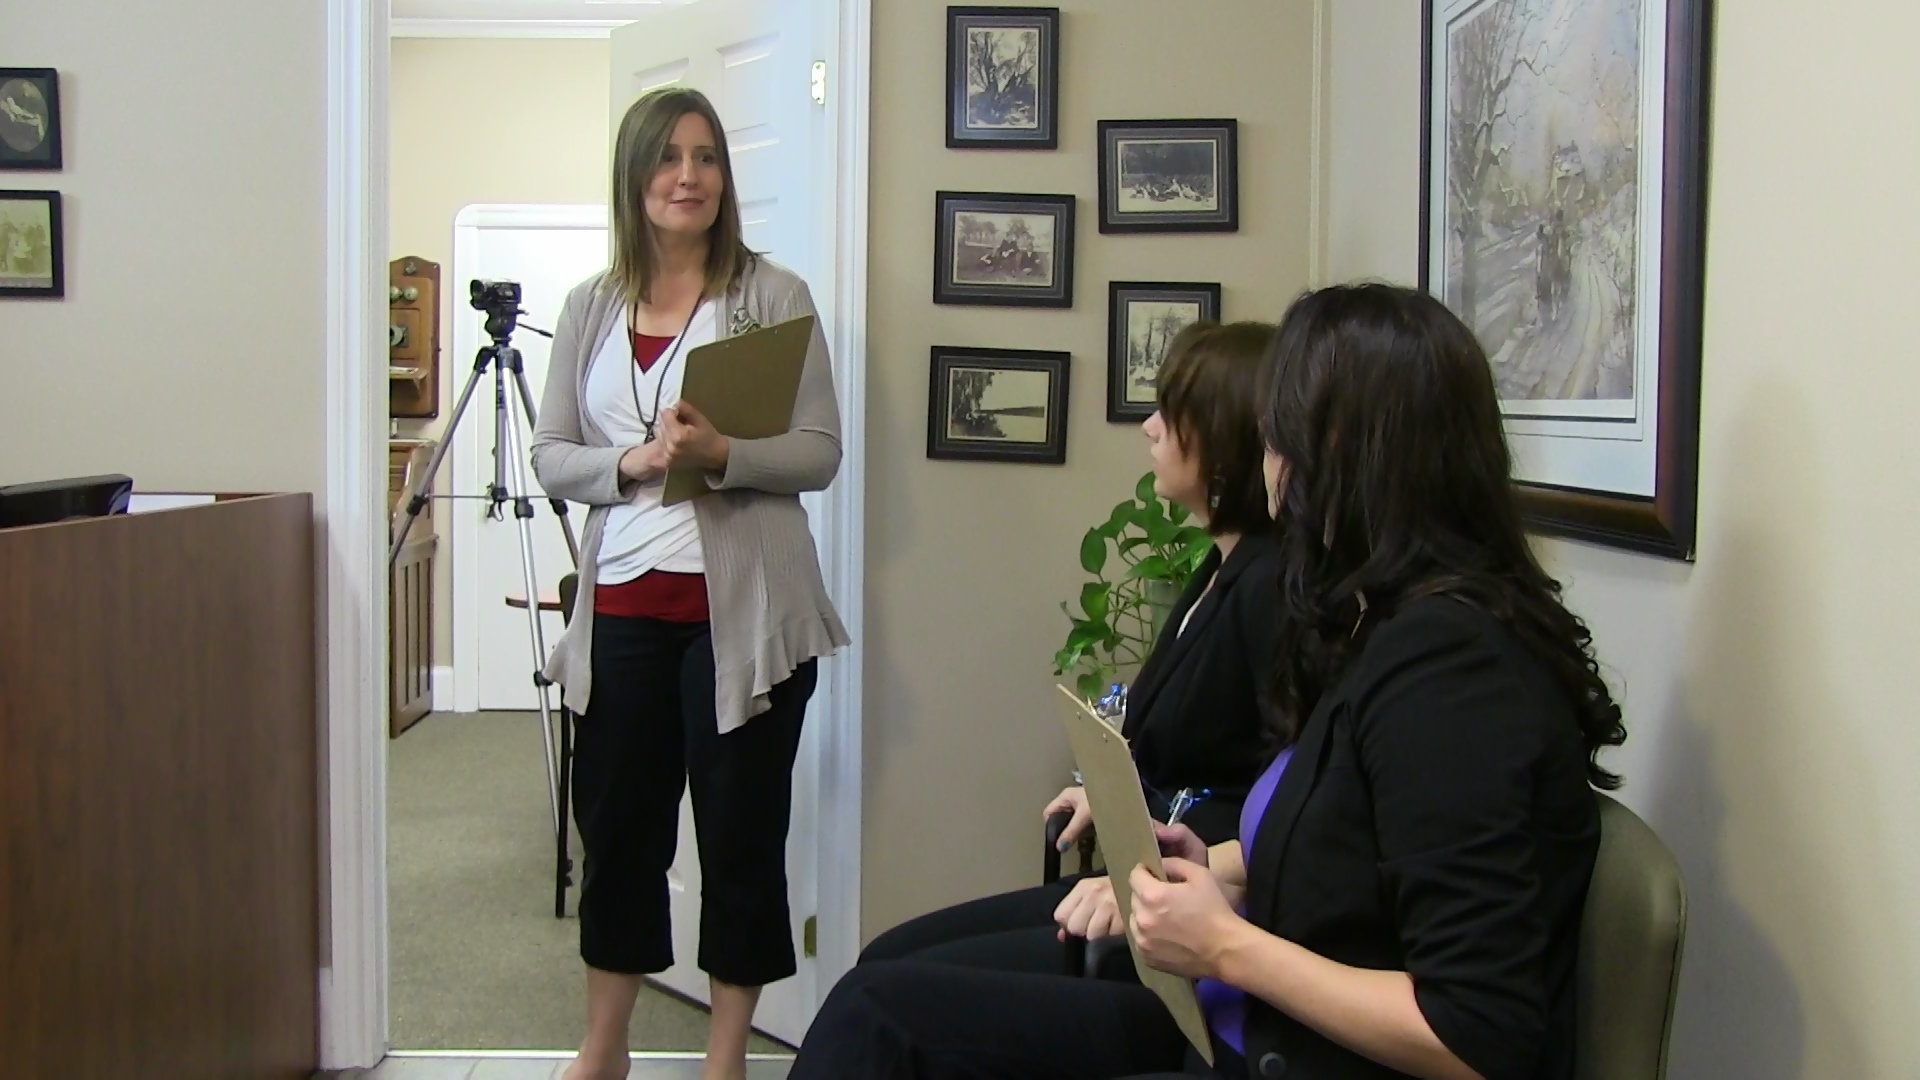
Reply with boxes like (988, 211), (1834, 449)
(320, 3), (870, 1068)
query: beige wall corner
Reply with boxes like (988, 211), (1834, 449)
(387, 36), (612, 670)
(1, 0), (327, 495)
(861, 0), (1317, 941)
(1320, 1), (1920, 1074)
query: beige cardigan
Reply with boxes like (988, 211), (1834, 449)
(530, 255), (850, 733)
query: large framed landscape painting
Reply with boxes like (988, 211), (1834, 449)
(1420, 0), (1711, 559)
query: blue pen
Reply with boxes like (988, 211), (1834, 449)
(1165, 787), (1212, 827)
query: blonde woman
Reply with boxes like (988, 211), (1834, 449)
(531, 85), (848, 1080)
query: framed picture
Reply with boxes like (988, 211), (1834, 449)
(1107, 280), (1222, 422)
(927, 345), (1071, 464)
(1096, 119), (1238, 234)
(1420, 0), (1709, 559)
(933, 190), (1075, 308)
(946, 7), (1060, 150)
(0, 190), (64, 298)
(0, 69), (62, 170)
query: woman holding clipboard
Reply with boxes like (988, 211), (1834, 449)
(530, 84), (848, 1080)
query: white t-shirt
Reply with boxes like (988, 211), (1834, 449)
(582, 300), (716, 584)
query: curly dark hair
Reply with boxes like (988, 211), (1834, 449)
(1258, 283), (1626, 789)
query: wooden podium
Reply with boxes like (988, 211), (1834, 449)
(0, 493), (319, 1079)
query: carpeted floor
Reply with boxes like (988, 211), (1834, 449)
(388, 711), (789, 1055)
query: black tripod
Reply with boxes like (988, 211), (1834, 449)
(388, 280), (581, 905)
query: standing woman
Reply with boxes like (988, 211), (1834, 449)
(531, 85), (849, 1080)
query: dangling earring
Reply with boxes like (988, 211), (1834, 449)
(1207, 476), (1222, 512)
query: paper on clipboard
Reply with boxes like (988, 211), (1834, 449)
(1055, 684), (1216, 1066)
(661, 313), (815, 506)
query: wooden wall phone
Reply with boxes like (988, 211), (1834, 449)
(389, 256), (441, 418)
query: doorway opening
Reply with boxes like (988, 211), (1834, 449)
(323, 0), (870, 1070)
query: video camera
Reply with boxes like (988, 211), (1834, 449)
(470, 278), (524, 341)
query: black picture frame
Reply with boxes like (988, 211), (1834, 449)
(946, 6), (1061, 150)
(1419, 0), (1711, 560)
(0, 189), (65, 298)
(933, 190), (1076, 308)
(0, 69), (63, 171)
(927, 345), (1071, 464)
(1106, 280), (1221, 423)
(1096, 119), (1238, 234)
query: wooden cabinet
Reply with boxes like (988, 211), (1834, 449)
(388, 438), (437, 737)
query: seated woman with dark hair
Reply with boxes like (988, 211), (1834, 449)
(789, 283), (1627, 1080)
(859, 320), (1284, 974)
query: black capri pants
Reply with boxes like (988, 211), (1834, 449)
(572, 611), (817, 986)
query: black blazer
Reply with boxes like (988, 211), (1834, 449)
(1120, 531), (1281, 846)
(1238, 596), (1600, 1080)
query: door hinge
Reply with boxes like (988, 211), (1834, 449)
(803, 914), (818, 958)
(809, 61), (827, 105)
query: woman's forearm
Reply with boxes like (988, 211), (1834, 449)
(1213, 923), (1481, 1080)
(1208, 840), (1246, 888)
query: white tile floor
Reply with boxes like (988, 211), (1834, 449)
(331, 1053), (792, 1080)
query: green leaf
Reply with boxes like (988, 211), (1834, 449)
(1128, 554), (1174, 581)
(1169, 501), (1189, 525)
(1078, 528), (1106, 575)
(1101, 501), (1133, 537)
(1079, 582), (1111, 624)
(1135, 471), (1157, 504)
(1076, 671), (1106, 700)
(1117, 535), (1150, 556)
(1145, 514), (1180, 548)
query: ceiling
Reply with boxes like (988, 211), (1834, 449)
(390, 0), (697, 37)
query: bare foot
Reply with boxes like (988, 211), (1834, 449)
(561, 1048), (630, 1080)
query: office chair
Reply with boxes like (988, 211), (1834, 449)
(1576, 793), (1688, 1080)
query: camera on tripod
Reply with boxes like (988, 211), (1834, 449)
(471, 278), (524, 341)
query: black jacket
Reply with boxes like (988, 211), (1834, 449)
(1239, 596), (1600, 1080)
(1121, 531), (1282, 846)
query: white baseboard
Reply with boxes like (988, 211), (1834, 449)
(431, 665), (455, 712)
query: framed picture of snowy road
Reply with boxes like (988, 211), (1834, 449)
(1097, 119), (1238, 234)
(1420, 0), (1709, 559)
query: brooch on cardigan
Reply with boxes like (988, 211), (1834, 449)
(729, 306), (762, 336)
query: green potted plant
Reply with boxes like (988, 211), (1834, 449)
(1053, 471), (1215, 699)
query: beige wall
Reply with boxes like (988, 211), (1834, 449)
(1, 0), (325, 495)
(861, 1), (1316, 937)
(1322, 1), (1920, 1075)
(388, 37), (612, 665)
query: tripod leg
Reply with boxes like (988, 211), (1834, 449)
(509, 363), (582, 567)
(498, 379), (565, 843)
(388, 357), (491, 568)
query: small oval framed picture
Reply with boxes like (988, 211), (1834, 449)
(946, 7), (1061, 150)
(1097, 119), (1239, 234)
(1107, 281), (1221, 422)
(0, 69), (62, 171)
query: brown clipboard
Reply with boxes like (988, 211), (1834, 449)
(1055, 684), (1216, 1066)
(661, 313), (815, 506)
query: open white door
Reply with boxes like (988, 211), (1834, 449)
(609, 0), (830, 1047)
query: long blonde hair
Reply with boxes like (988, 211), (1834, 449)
(609, 85), (753, 305)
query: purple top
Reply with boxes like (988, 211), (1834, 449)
(1195, 746), (1293, 1055)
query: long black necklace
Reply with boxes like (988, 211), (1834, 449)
(628, 300), (701, 444)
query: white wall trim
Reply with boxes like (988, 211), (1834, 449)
(431, 665), (455, 711)
(322, 0), (391, 1069)
(391, 18), (624, 39)
(813, 0), (870, 993)
(1308, 0), (1333, 286)
(448, 201), (611, 718)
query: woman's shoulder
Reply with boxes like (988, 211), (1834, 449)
(738, 254), (814, 310)
(566, 269), (615, 309)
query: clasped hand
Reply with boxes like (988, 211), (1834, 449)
(617, 400), (728, 483)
